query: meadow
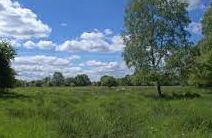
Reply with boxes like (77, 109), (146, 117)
(0, 86), (211, 138)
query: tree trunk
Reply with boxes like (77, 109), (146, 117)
(156, 81), (162, 97)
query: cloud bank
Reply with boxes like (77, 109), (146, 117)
(0, 0), (51, 40)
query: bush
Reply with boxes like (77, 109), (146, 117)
(74, 74), (91, 86)
(100, 76), (118, 87)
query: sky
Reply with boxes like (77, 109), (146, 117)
(0, 0), (210, 81)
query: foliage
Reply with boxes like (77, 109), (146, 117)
(130, 71), (148, 86)
(117, 75), (133, 86)
(100, 75), (118, 87)
(123, 0), (191, 95)
(17, 73), (93, 87)
(74, 74), (91, 86)
(64, 77), (76, 86)
(52, 72), (65, 86)
(15, 80), (27, 87)
(189, 5), (212, 87)
(0, 41), (16, 91)
(16, 72), (185, 88)
(202, 4), (212, 38)
(42, 77), (52, 87)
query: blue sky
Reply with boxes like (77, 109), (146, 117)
(18, 0), (127, 41)
(0, 0), (210, 81)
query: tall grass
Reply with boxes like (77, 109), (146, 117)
(0, 86), (211, 137)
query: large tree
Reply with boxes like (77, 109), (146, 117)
(0, 41), (16, 91)
(123, 0), (191, 96)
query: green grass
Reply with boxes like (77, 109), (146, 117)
(0, 86), (211, 138)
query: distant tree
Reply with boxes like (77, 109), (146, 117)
(15, 79), (27, 87)
(65, 77), (76, 86)
(118, 75), (133, 86)
(42, 77), (52, 87)
(100, 75), (118, 87)
(93, 81), (101, 86)
(52, 72), (65, 86)
(123, 0), (191, 96)
(27, 81), (35, 87)
(46, 81), (53, 87)
(35, 80), (43, 87)
(74, 74), (91, 86)
(189, 4), (212, 87)
(0, 41), (16, 91)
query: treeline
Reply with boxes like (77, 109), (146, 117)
(15, 72), (184, 87)
(16, 72), (91, 87)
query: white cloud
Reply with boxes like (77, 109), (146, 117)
(80, 60), (132, 81)
(8, 39), (22, 48)
(104, 29), (113, 35)
(188, 22), (202, 34)
(14, 55), (71, 66)
(23, 40), (56, 49)
(80, 31), (105, 40)
(12, 55), (81, 80)
(0, 0), (51, 40)
(110, 35), (125, 52)
(183, 0), (204, 11)
(85, 60), (118, 68)
(61, 23), (68, 27)
(191, 0), (205, 10)
(68, 55), (81, 60)
(12, 56), (132, 81)
(56, 29), (125, 53)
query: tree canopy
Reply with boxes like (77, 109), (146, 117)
(0, 41), (16, 91)
(100, 75), (118, 87)
(74, 74), (91, 86)
(52, 72), (65, 86)
(123, 0), (191, 96)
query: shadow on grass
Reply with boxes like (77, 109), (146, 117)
(207, 92), (212, 95)
(0, 91), (30, 100)
(203, 87), (212, 94)
(143, 92), (201, 100)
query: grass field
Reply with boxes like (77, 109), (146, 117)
(0, 87), (211, 138)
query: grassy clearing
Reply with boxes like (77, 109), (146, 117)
(0, 86), (211, 138)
